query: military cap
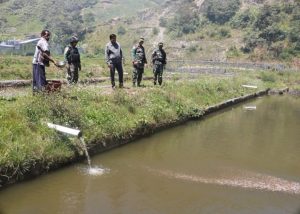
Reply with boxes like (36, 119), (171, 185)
(70, 36), (79, 43)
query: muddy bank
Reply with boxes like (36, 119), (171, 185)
(288, 89), (300, 96)
(1, 88), (289, 190)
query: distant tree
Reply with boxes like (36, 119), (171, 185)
(167, 8), (199, 36)
(202, 0), (241, 24)
(259, 25), (286, 44)
(83, 12), (95, 25)
(152, 27), (159, 35)
(254, 5), (281, 30)
(117, 26), (126, 35)
(288, 5), (300, 44)
(231, 9), (256, 29)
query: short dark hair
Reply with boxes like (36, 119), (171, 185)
(41, 30), (50, 37)
(109, 34), (116, 40)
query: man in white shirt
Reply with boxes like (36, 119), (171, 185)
(32, 29), (57, 91)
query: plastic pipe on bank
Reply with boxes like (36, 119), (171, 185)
(242, 85), (258, 89)
(47, 123), (82, 138)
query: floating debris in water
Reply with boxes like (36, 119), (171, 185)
(244, 106), (257, 110)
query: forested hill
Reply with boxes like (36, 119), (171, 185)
(158, 0), (300, 62)
(0, 0), (166, 44)
(0, 0), (299, 64)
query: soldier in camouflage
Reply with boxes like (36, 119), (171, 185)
(64, 36), (81, 84)
(151, 42), (166, 85)
(131, 38), (147, 87)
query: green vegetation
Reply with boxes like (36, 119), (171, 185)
(1, 0), (300, 62)
(201, 0), (241, 24)
(166, 0), (200, 37)
(0, 0), (166, 46)
(0, 54), (157, 80)
(161, 0), (300, 62)
(237, 3), (300, 60)
(1, 0), (300, 187)
(1, 70), (300, 182)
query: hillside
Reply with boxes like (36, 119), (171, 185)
(0, 0), (300, 67)
(0, 0), (166, 43)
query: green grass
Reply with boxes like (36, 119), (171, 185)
(1, 69), (299, 181)
(0, 53), (156, 80)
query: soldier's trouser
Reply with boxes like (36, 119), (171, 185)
(110, 62), (123, 87)
(67, 64), (79, 84)
(132, 66), (144, 86)
(153, 64), (164, 85)
(32, 64), (47, 91)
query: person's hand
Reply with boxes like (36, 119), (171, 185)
(78, 64), (81, 71)
(54, 61), (59, 67)
(108, 64), (112, 69)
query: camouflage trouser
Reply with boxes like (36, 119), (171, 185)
(153, 63), (164, 85)
(67, 63), (79, 84)
(132, 65), (144, 86)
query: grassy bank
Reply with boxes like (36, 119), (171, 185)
(0, 70), (300, 187)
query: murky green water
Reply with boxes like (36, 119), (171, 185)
(1, 95), (300, 214)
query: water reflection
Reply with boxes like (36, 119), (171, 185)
(0, 96), (300, 214)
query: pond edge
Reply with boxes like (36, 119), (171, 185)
(1, 87), (290, 190)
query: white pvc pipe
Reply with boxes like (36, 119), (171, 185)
(47, 123), (82, 137)
(242, 85), (258, 89)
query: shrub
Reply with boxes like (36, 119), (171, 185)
(166, 2), (200, 37)
(188, 45), (198, 52)
(231, 9), (256, 29)
(259, 25), (286, 43)
(117, 26), (126, 35)
(202, 0), (241, 24)
(152, 27), (159, 35)
(159, 17), (167, 27)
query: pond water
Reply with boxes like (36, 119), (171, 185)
(0, 95), (300, 214)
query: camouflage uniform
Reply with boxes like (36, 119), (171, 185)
(65, 37), (81, 84)
(152, 43), (166, 85)
(132, 38), (147, 87)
